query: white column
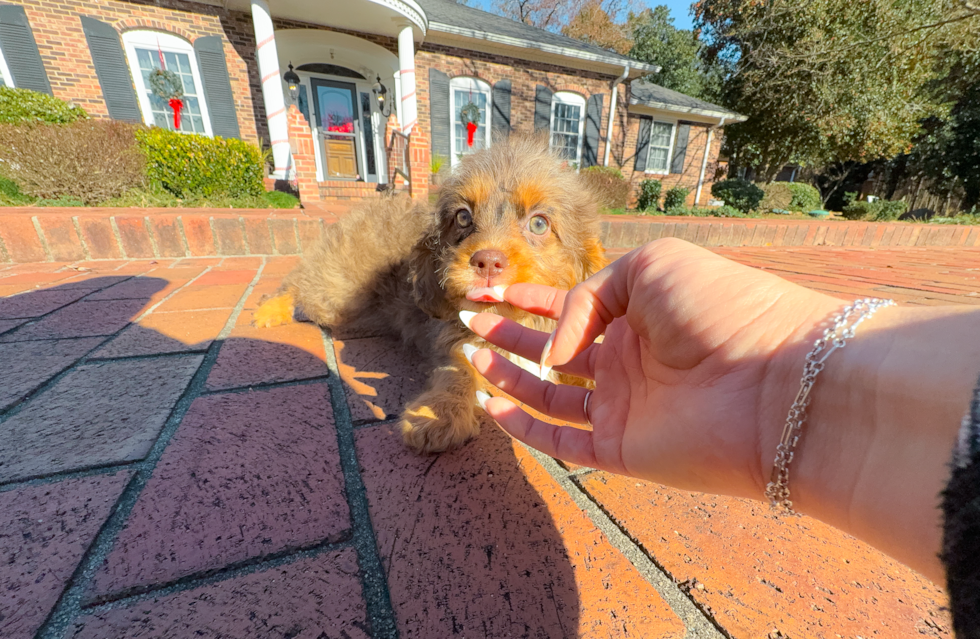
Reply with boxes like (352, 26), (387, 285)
(250, 0), (290, 178)
(695, 117), (725, 205)
(397, 25), (418, 134)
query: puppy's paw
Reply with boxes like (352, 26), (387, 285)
(252, 293), (295, 328)
(401, 395), (479, 454)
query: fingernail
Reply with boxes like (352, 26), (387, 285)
(462, 343), (478, 364)
(492, 285), (508, 301)
(476, 390), (491, 410)
(538, 330), (555, 381)
(459, 310), (477, 329)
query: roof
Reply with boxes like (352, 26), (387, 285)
(416, 0), (659, 75)
(630, 81), (745, 122)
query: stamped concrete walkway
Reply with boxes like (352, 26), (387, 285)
(1, 246), (976, 638)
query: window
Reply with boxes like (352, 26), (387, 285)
(122, 31), (212, 135)
(646, 121), (676, 173)
(449, 77), (491, 166)
(550, 92), (586, 166)
(0, 45), (12, 87)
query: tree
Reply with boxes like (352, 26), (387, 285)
(563, 1), (632, 54)
(694, 0), (980, 181)
(627, 5), (725, 101)
(493, 0), (635, 32)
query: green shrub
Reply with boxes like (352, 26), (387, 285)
(137, 127), (264, 199)
(711, 178), (764, 213)
(786, 182), (821, 211)
(841, 193), (908, 221)
(760, 182), (794, 210)
(0, 176), (35, 205)
(680, 205), (746, 218)
(580, 165), (629, 210)
(663, 186), (690, 212)
(871, 200), (908, 221)
(0, 87), (88, 124)
(635, 178), (662, 212)
(0, 120), (144, 204)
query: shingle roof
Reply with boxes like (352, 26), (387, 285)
(416, 0), (658, 73)
(630, 81), (745, 121)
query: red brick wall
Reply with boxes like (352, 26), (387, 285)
(622, 117), (726, 208)
(414, 45), (625, 172)
(9, 0), (261, 146)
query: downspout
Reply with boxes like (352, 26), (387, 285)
(695, 116), (725, 205)
(603, 64), (630, 167)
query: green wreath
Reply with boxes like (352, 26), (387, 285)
(459, 101), (481, 125)
(148, 68), (184, 100)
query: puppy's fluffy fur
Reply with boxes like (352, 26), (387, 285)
(254, 137), (607, 453)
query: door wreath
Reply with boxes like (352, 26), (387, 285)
(459, 101), (481, 147)
(148, 68), (185, 129)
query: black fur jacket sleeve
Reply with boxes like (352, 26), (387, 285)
(943, 377), (980, 639)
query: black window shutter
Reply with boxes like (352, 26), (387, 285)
(582, 94), (603, 168)
(80, 16), (141, 122)
(194, 36), (240, 139)
(534, 85), (553, 134)
(491, 79), (511, 140)
(0, 4), (51, 94)
(634, 116), (652, 172)
(428, 68), (450, 162)
(670, 123), (691, 174)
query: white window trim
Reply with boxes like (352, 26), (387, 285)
(0, 45), (13, 87)
(449, 76), (492, 167)
(122, 30), (213, 136)
(645, 119), (678, 175)
(549, 91), (586, 168)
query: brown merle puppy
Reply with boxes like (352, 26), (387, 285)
(253, 137), (607, 453)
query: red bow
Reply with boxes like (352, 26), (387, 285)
(168, 97), (183, 129)
(466, 121), (478, 147)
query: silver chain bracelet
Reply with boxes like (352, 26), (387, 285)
(765, 297), (896, 514)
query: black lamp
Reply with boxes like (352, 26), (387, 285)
(283, 63), (300, 102)
(372, 75), (391, 117)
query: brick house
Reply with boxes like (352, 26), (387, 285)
(0, 0), (743, 208)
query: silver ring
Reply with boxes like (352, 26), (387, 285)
(583, 390), (593, 427)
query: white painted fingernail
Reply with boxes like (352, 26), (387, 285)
(462, 343), (478, 363)
(476, 390), (491, 410)
(538, 331), (555, 381)
(492, 285), (508, 301)
(459, 310), (477, 329)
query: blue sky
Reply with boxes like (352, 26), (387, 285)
(466, 0), (695, 31)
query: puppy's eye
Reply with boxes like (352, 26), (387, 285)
(528, 214), (550, 236)
(455, 208), (473, 228)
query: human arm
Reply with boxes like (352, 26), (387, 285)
(464, 238), (978, 583)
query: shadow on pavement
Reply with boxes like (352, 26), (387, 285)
(0, 276), (583, 639)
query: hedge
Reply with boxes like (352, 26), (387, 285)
(137, 127), (265, 199)
(580, 165), (629, 210)
(711, 178), (764, 213)
(636, 179), (662, 212)
(0, 87), (88, 124)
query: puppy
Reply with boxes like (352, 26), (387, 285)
(253, 137), (607, 453)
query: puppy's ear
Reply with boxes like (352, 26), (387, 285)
(577, 236), (609, 282)
(409, 225), (455, 321)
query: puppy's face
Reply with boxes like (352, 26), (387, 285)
(411, 138), (606, 321)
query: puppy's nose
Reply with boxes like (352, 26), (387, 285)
(469, 249), (509, 279)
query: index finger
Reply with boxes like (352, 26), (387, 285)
(502, 283), (568, 320)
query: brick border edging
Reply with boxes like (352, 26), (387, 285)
(1, 209), (978, 263)
(600, 215), (980, 250)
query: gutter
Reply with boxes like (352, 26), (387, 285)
(428, 22), (660, 74)
(695, 116), (725, 206)
(628, 98), (744, 122)
(603, 65), (630, 167)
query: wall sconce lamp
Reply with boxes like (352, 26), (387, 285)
(283, 62), (300, 102)
(372, 75), (392, 117)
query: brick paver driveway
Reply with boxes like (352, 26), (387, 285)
(2, 246), (975, 639)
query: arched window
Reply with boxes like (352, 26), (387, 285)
(0, 45), (12, 87)
(449, 76), (492, 166)
(122, 31), (212, 135)
(550, 91), (586, 166)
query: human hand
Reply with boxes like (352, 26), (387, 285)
(464, 238), (841, 501)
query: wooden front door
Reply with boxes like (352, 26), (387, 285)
(311, 79), (359, 179)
